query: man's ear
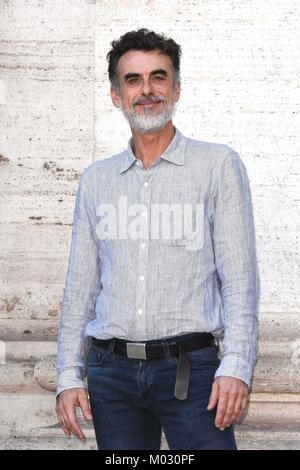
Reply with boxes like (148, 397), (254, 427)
(174, 80), (181, 102)
(110, 86), (121, 108)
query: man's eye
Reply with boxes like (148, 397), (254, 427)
(128, 78), (139, 84)
(153, 75), (164, 80)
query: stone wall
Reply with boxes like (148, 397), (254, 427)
(0, 0), (299, 449)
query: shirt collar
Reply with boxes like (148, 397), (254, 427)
(119, 126), (186, 174)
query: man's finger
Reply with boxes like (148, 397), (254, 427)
(65, 406), (86, 441)
(231, 395), (244, 423)
(57, 411), (71, 436)
(56, 406), (71, 436)
(207, 380), (219, 410)
(219, 395), (237, 428)
(215, 396), (228, 429)
(78, 392), (93, 421)
(236, 395), (249, 421)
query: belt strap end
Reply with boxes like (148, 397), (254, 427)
(174, 344), (191, 400)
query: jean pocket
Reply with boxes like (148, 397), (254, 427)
(87, 345), (112, 367)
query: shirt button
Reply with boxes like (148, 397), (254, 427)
(138, 308), (143, 315)
(141, 242), (146, 248)
(139, 275), (144, 281)
(144, 181), (149, 187)
(142, 211), (147, 217)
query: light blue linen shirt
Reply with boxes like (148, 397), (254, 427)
(56, 126), (260, 397)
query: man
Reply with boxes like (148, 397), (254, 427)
(56, 28), (260, 450)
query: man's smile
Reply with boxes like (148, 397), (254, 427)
(135, 100), (162, 106)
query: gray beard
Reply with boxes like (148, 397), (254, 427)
(121, 100), (176, 134)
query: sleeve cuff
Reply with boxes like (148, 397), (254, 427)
(56, 368), (87, 398)
(214, 354), (255, 388)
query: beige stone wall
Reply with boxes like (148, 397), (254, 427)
(0, 0), (299, 449)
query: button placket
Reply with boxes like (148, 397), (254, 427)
(135, 174), (150, 323)
(133, 160), (162, 332)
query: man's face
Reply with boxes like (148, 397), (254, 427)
(110, 49), (180, 133)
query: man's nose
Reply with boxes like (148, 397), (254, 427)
(140, 79), (153, 95)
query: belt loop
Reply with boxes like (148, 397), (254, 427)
(108, 338), (116, 356)
(162, 340), (173, 362)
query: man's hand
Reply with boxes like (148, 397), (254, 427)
(207, 376), (249, 430)
(55, 388), (93, 442)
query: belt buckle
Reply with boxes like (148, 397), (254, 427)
(126, 342), (147, 360)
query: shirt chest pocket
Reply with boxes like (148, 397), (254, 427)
(158, 200), (205, 250)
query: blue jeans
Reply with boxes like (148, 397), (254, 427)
(87, 337), (238, 450)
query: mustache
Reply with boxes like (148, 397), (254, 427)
(133, 95), (167, 105)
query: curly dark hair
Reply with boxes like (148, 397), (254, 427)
(106, 28), (182, 90)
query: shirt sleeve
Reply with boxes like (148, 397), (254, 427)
(212, 149), (261, 388)
(56, 168), (102, 398)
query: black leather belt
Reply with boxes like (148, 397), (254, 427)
(91, 332), (217, 401)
